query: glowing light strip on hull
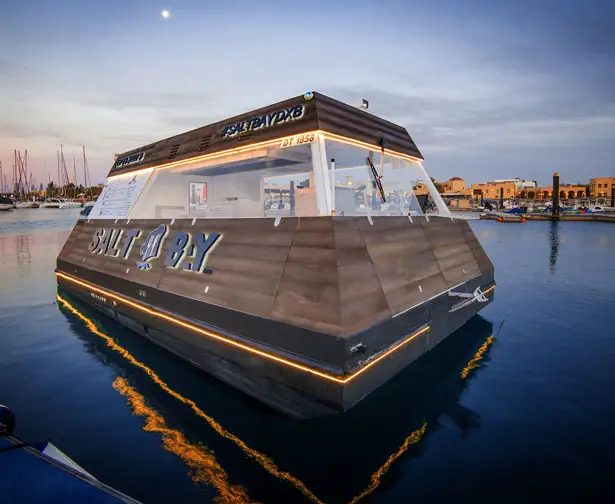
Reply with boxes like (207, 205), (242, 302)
(107, 130), (424, 180)
(56, 271), (430, 384)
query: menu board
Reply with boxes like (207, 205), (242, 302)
(88, 169), (153, 219)
(189, 182), (208, 211)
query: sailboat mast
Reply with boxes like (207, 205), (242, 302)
(57, 150), (61, 196)
(13, 150), (17, 196)
(60, 145), (71, 198)
(0, 160), (3, 194)
(82, 146), (88, 189)
(24, 150), (29, 194)
(16, 151), (25, 199)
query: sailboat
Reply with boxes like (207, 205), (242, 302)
(11, 150), (38, 208)
(80, 147), (96, 217)
(41, 146), (82, 209)
(59, 150), (81, 208)
(40, 151), (63, 208)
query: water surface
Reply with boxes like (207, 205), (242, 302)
(1, 209), (614, 503)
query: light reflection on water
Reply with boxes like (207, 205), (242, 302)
(1, 213), (615, 503)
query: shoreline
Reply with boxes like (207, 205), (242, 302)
(478, 212), (615, 223)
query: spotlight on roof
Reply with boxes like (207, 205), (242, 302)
(353, 98), (369, 110)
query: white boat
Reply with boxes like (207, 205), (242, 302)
(40, 198), (81, 209)
(15, 201), (39, 209)
(58, 199), (82, 209)
(40, 198), (63, 208)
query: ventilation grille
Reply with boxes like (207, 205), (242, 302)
(168, 144), (180, 159)
(198, 135), (211, 152)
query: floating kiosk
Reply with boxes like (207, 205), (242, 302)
(56, 92), (495, 419)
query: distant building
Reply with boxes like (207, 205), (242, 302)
(471, 180), (518, 199)
(493, 178), (537, 189)
(526, 184), (586, 200)
(413, 182), (429, 196)
(441, 177), (467, 193)
(589, 177), (615, 197)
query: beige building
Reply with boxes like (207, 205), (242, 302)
(441, 177), (467, 193)
(526, 184), (587, 200)
(413, 182), (429, 196)
(589, 177), (615, 197)
(471, 181), (518, 199)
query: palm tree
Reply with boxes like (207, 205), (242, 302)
(46, 181), (57, 198)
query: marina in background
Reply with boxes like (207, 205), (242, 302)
(0, 146), (103, 211)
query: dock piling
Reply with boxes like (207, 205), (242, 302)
(552, 172), (560, 221)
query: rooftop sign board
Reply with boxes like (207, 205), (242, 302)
(220, 104), (305, 138)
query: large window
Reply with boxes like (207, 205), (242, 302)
(112, 133), (447, 220)
(323, 140), (443, 217)
(128, 142), (317, 219)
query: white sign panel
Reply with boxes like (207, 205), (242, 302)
(88, 169), (153, 219)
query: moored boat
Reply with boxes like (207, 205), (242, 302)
(41, 198), (81, 208)
(40, 198), (62, 208)
(15, 200), (39, 209)
(56, 92), (495, 418)
(59, 199), (83, 209)
(0, 196), (14, 211)
(0, 405), (141, 503)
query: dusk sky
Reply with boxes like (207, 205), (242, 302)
(1, 0), (614, 188)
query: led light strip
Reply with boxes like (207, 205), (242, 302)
(56, 271), (430, 384)
(318, 131), (423, 163)
(108, 130), (424, 180)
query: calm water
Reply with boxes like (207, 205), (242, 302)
(1, 209), (615, 503)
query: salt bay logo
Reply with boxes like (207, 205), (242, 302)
(137, 224), (167, 270)
(88, 226), (221, 274)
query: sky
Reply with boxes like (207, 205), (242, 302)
(1, 0), (614, 189)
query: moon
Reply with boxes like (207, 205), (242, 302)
(161, 9), (170, 19)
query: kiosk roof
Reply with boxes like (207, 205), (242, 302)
(109, 92), (423, 177)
